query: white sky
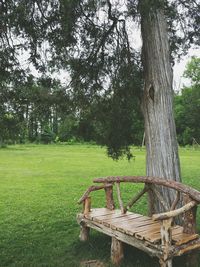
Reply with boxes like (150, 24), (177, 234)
(17, 0), (199, 90)
(51, 35), (200, 91)
(173, 47), (200, 91)
(22, 24), (199, 91)
(28, 47), (200, 90)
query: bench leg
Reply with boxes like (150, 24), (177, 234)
(159, 258), (172, 267)
(79, 224), (90, 241)
(111, 237), (124, 265)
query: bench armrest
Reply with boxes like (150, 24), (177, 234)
(152, 201), (197, 221)
(78, 183), (113, 204)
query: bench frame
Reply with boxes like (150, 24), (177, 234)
(77, 176), (200, 267)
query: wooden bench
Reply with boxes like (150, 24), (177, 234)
(77, 176), (200, 267)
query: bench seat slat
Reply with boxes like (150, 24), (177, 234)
(109, 219), (158, 232)
(103, 214), (147, 225)
(83, 208), (199, 245)
(143, 226), (183, 243)
(102, 214), (143, 227)
(104, 213), (142, 221)
(108, 217), (153, 229)
(93, 213), (125, 223)
(85, 208), (115, 219)
(173, 233), (199, 245)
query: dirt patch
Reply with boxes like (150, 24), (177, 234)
(80, 259), (106, 267)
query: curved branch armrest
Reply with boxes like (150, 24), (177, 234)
(93, 176), (200, 203)
(78, 184), (113, 204)
(152, 201), (197, 221)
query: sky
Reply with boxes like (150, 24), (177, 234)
(50, 31), (200, 91)
(27, 47), (199, 91)
(173, 47), (200, 91)
(21, 17), (199, 91)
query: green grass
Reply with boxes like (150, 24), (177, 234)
(0, 144), (200, 267)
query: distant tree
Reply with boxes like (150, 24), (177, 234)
(175, 57), (200, 145)
(58, 115), (78, 142)
(0, 113), (20, 145)
(0, 75), (75, 144)
(183, 56), (200, 85)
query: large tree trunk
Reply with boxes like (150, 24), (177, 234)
(139, 1), (181, 215)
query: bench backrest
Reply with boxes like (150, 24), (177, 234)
(78, 176), (200, 235)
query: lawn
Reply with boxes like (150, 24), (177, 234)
(0, 144), (200, 267)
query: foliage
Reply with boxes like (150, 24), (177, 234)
(58, 115), (78, 142)
(0, 112), (20, 146)
(183, 56), (200, 85)
(0, 0), (199, 158)
(174, 57), (200, 145)
(1, 55), (200, 148)
(174, 85), (200, 145)
(0, 70), (144, 150)
(40, 126), (56, 144)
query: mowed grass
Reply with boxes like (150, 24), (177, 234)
(0, 144), (200, 267)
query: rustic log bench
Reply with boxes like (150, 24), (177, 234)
(77, 176), (200, 267)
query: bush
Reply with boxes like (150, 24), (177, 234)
(40, 127), (55, 144)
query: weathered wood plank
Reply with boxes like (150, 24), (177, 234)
(110, 219), (159, 236)
(93, 213), (128, 224)
(102, 214), (143, 226)
(85, 208), (116, 219)
(109, 217), (152, 228)
(77, 214), (163, 258)
(136, 230), (161, 240)
(110, 215), (151, 225)
(173, 233), (199, 245)
(142, 226), (183, 243)
(93, 213), (127, 222)
(87, 209), (145, 224)
(171, 238), (200, 256)
(135, 224), (161, 233)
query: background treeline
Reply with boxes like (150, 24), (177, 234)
(174, 56), (200, 146)
(0, 74), (144, 148)
(0, 57), (199, 147)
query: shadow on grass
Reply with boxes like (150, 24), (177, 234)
(72, 231), (200, 267)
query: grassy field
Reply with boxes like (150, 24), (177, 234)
(0, 144), (200, 267)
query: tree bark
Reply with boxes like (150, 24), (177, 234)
(111, 237), (124, 265)
(139, 1), (181, 215)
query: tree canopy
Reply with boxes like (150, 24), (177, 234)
(0, 0), (199, 156)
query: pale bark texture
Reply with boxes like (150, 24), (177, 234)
(104, 186), (115, 210)
(111, 237), (124, 265)
(139, 1), (181, 215)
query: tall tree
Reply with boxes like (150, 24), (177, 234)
(139, 0), (181, 214)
